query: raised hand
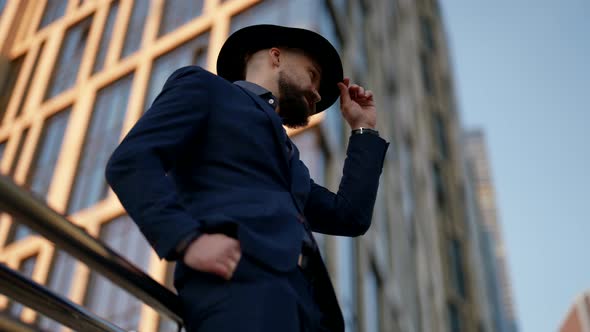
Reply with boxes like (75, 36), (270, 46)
(337, 77), (377, 130)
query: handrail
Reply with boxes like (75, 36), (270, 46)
(0, 263), (127, 332)
(0, 312), (41, 332)
(0, 175), (183, 326)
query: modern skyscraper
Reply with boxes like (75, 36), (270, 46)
(0, 0), (492, 331)
(464, 129), (519, 332)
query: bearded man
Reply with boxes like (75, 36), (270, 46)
(106, 24), (389, 332)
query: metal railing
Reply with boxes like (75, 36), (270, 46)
(0, 263), (126, 332)
(0, 175), (183, 331)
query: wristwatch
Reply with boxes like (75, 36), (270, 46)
(352, 127), (380, 136)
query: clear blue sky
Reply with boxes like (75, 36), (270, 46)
(441, 1), (590, 331)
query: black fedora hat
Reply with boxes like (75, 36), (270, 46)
(216, 24), (344, 114)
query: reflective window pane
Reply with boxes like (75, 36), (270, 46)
(337, 237), (358, 332)
(145, 32), (209, 109)
(0, 54), (24, 122)
(93, 1), (119, 74)
(0, 141), (5, 161)
(450, 239), (466, 298)
(68, 73), (134, 213)
(25, 108), (71, 199)
(38, 0), (68, 30)
(9, 127), (29, 176)
(158, 0), (204, 37)
(45, 16), (94, 99)
(362, 266), (381, 332)
(121, 0), (149, 58)
(14, 43), (46, 119)
(38, 250), (76, 331)
(84, 215), (152, 330)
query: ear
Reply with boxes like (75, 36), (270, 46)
(269, 47), (281, 68)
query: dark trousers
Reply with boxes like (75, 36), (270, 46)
(178, 255), (326, 332)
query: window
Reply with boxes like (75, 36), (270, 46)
(433, 113), (449, 159)
(0, 141), (6, 161)
(121, 0), (149, 58)
(337, 237), (358, 332)
(352, 1), (368, 74)
(8, 255), (37, 319)
(0, 54), (24, 122)
(449, 239), (467, 298)
(84, 215), (152, 330)
(400, 141), (416, 226)
(448, 302), (462, 332)
(362, 265), (381, 332)
(68, 73), (134, 214)
(0, 0), (6, 17)
(9, 127), (30, 176)
(145, 32), (210, 110)
(93, 1), (119, 74)
(38, 0), (68, 30)
(158, 0), (205, 37)
(432, 162), (445, 208)
(330, 0), (348, 16)
(25, 108), (70, 198)
(420, 53), (434, 95)
(45, 16), (93, 99)
(420, 16), (436, 52)
(14, 42), (46, 119)
(38, 250), (77, 331)
(230, 0), (283, 33)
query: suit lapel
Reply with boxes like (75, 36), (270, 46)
(236, 86), (291, 177)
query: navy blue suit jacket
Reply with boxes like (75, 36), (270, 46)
(105, 66), (388, 330)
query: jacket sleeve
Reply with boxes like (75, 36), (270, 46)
(304, 133), (389, 236)
(105, 66), (210, 260)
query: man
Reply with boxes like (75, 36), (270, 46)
(105, 25), (388, 331)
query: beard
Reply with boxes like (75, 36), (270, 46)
(277, 71), (313, 129)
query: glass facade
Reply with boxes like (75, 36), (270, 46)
(68, 73), (134, 214)
(45, 15), (94, 99)
(92, 1), (119, 74)
(0, 54), (24, 122)
(145, 32), (210, 110)
(25, 108), (71, 199)
(84, 215), (152, 330)
(338, 236), (358, 332)
(38, 0), (68, 30)
(158, 0), (205, 37)
(121, 0), (149, 58)
(363, 265), (381, 332)
(14, 42), (46, 119)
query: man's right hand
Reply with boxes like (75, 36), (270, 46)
(182, 233), (241, 280)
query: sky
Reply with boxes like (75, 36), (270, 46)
(441, 1), (590, 331)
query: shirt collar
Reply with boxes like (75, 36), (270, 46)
(234, 80), (277, 109)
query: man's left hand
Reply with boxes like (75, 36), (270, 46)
(337, 78), (377, 129)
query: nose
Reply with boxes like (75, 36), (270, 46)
(312, 89), (321, 104)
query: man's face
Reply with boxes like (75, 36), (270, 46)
(276, 51), (322, 129)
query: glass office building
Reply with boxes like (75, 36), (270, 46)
(0, 0), (499, 331)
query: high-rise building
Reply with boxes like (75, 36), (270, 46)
(559, 290), (590, 332)
(464, 129), (519, 332)
(0, 0), (490, 331)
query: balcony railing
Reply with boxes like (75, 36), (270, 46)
(0, 175), (183, 331)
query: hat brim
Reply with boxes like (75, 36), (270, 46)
(216, 25), (343, 114)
